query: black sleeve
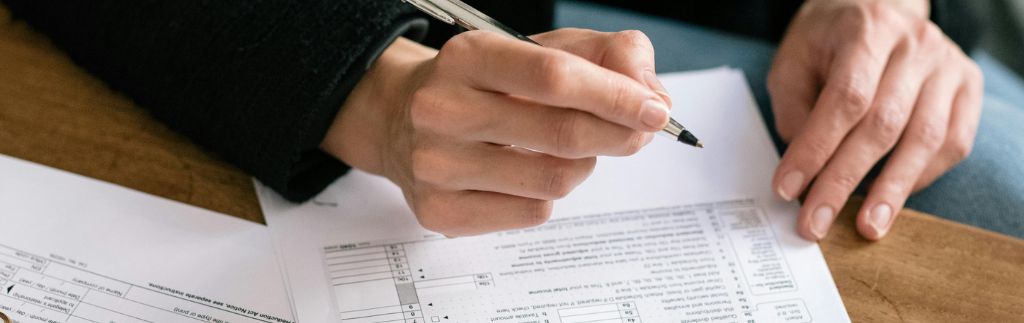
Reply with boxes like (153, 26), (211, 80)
(0, 0), (429, 202)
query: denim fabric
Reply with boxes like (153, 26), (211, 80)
(556, 1), (1024, 238)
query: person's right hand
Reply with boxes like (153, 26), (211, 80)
(321, 29), (672, 237)
(767, 0), (982, 241)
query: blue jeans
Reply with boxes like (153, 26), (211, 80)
(557, 1), (1024, 238)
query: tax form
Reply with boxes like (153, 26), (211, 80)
(256, 68), (851, 323)
(0, 155), (294, 323)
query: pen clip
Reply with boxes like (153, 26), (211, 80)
(402, 0), (456, 25)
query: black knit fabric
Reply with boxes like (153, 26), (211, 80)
(1, 0), (429, 202)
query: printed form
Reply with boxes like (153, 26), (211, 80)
(257, 68), (851, 323)
(0, 155), (295, 323)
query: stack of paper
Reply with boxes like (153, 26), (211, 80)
(0, 155), (295, 323)
(256, 68), (851, 323)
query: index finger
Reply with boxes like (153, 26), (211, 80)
(772, 43), (890, 201)
(533, 29), (668, 104)
(441, 31), (669, 132)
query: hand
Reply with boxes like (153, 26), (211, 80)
(768, 0), (983, 241)
(321, 29), (671, 237)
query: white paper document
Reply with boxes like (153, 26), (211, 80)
(0, 155), (295, 323)
(257, 68), (850, 323)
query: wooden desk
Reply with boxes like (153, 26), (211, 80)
(1, 7), (1021, 322)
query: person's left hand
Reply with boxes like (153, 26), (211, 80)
(767, 0), (983, 241)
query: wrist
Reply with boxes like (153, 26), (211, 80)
(321, 37), (436, 175)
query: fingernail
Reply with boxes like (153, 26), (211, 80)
(777, 171), (804, 201)
(868, 203), (893, 237)
(643, 70), (672, 107)
(811, 205), (835, 240)
(640, 99), (670, 129)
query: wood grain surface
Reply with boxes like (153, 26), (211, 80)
(1, 6), (1021, 322)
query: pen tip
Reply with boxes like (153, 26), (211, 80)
(696, 141), (704, 149)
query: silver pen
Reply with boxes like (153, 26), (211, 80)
(402, 0), (703, 148)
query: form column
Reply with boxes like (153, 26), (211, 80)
(327, 244), (423, 323)
(387, 245), (425, 323)
(707, 205), (756, 319)
(719, 205), (796, 295)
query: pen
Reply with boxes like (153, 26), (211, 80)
(402, 0), (703, 148)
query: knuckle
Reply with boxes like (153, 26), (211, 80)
(415, 214), (445, 234)
(542, 159), (576, 199)
(915, 22), (944, 44)
(935, 45), (955, 63)
(873, 177), (914, 200)
(519, 201), (554, 227)
(836, 4), (871, 26)
(912, 23), (947, 57)
(534, 52), (574, 99)
(452, 30), (491, 48)
(613, 30), (652, 49)
(438, 32), (476, 62)
(827, 170), (862, 194)
(438, 31), (502, 71)
(620, 132), (648, 156)
(552, 112), (584, 157)
(606, 80), (636, 120)
(896, 27), (920, 52)
(909, 119), (947, 151)
(831, 82), (873, 119)
(800, 137), (835, 164)
(834, 3), (902, 46)
(868, 101), (908, 141)
(871, 2), (903, 24)
(834, 4), (875, 35)
(410, 148), (454, 184)
(558, 27), (587, 35)
(414, 197), (458, 234)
